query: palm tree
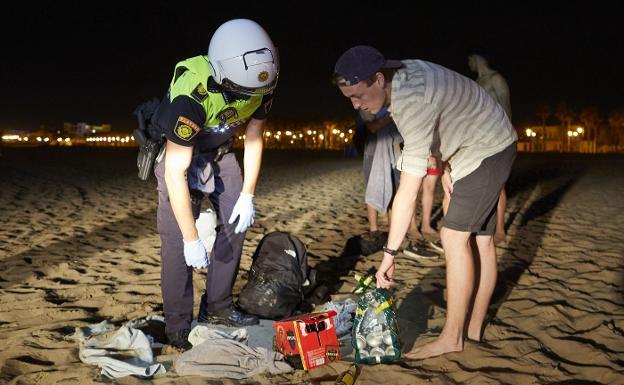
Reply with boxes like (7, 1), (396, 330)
(608, 110), (624, 152)
(555, 102), (574, 152)
(580, 107), (601, 153)
(536, 103), (550, 151)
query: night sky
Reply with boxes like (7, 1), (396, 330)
(1, 2), (622, 132)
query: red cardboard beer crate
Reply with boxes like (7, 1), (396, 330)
(273, 310), (340, 370)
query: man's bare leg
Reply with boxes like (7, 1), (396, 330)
(466, 234), (497, 341)
(367, 204), (378, 233)
(421, 175), (439, 236)
(407, 202), (422, 240)
(404, 227), (474, 359)
(494, 188), (506, 244)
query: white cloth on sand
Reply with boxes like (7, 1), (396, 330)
(187, 325), (248, 346)
(72, 320), (166, 379)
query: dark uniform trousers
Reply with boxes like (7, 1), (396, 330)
(155, 151), (244, 334)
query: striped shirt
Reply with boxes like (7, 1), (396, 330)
(391, 60), (517, 182)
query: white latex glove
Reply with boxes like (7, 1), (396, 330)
(183, 239), (209, 269)
(228, 192), (255, 234)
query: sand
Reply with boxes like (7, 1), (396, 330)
(0, 148), (623, 385)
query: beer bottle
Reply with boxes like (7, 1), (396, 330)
(335, 363), (360, 385)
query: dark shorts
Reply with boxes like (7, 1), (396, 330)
(443, 142), (516, 235)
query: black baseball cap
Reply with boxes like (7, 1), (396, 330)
(334, 45), (403, 86)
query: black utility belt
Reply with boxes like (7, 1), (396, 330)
(194, 138), (234, 160)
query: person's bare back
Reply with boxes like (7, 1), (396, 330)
(468, 53), (512, 244)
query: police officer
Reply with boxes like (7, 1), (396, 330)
(151, 19), (278, 350)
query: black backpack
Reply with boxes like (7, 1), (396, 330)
(238, 231), (311, 319)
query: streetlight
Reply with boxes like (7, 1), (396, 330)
(526, 128), (536, 151)
(576, 127), (584, 152)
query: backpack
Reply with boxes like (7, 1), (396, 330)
(238, 231), (311, 319)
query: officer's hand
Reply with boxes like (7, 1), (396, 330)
(228, 193), (255, 234)
(183, 239), (209, 269)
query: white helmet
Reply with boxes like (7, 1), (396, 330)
(208, 19), (279, 96)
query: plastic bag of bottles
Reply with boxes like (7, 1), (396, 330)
(352, 288), (400, 364)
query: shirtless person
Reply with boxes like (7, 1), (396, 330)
(468, 53), (512, 244)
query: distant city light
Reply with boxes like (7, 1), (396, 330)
(3, 120), (360, 151)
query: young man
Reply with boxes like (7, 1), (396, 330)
(334, 46), (517, 359)
(151, 19), (278, 350)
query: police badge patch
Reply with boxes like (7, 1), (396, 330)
(191, 83), (208, 103)
(258, 70), (269, 82)
(174, 116), (201, 141)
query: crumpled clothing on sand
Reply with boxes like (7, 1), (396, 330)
(320, 298), (357, 337)
(72, 320), (166, 379)
(187, 325), (248, 346)
(175, 324), (293, 379)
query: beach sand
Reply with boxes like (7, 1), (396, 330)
(0, 148), (622, 384)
